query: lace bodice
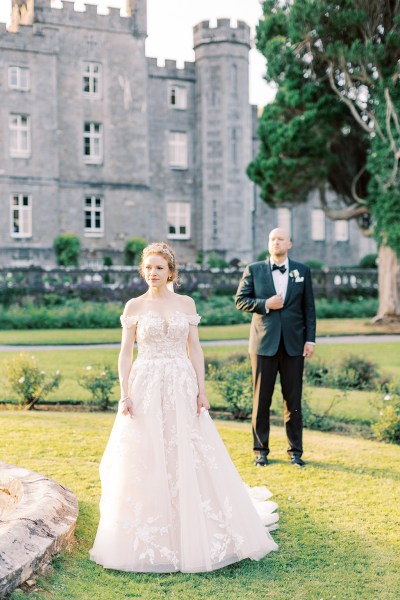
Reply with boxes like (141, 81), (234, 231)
(120, 311), (201, 360)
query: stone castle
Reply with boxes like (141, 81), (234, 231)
(0, 0), (375, 267)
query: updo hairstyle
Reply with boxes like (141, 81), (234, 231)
(138, 242), (178, 283)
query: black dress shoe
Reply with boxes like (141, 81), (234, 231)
(290, 455), (306, 467)
(254, 451), (269, 467)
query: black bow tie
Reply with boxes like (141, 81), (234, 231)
(272, 264), (286, 274)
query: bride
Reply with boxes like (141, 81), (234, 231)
(89, 242), (278, 573)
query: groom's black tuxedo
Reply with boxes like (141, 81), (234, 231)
(235, 258), (316, 458)
(235, 259), (316, 355)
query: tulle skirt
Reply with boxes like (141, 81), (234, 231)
(90, 357), (278, 572)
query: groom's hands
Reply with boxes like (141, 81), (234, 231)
(266, 294), (284, 310)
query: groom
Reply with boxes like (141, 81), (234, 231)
(235, 228), (316, 467)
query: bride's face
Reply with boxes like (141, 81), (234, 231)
(143, 253), (171, 289)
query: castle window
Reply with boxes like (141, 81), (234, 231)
(9, 114), (31, 158)
(83, 62), (102, 97)
(169, 85), (187, 110)
(335, 220), (349, 242)
(84, 196), (104, 236)
(311, 209), (325, 241)
(231, 128), (238, 163)
(231, 64), (238, 96)
(8, 66), (30, 91)
(168, 132), (188, 169)
(83, 122), (103, 164)
(277, 207), (291, 237)
(167, 202), (191, 240)
(10, 194), (32, 238)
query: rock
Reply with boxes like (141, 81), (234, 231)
(0, 462), (78, 599)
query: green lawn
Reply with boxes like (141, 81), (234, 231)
(2, 412), (399, 600)
(1, 343), (399, 426)
(1, 318), (400, 345)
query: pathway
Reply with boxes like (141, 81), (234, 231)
(0, 334), (400, 352)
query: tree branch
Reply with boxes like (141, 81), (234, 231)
(319, 188), (369, 220)
(351, 165), (368, 204)
(328, 62), (378, 137)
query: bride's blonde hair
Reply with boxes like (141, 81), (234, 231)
(139, 242), (178, 283)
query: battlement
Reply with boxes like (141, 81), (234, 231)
(147, 57), (196, 81)
(193, 18), (251, 50)
(0, 21), (59, 53)
(33, 1), (133, 33)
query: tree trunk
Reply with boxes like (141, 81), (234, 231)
(373, 244), (400, 322)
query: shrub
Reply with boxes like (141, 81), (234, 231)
(304, 358), (331, 387)
(207, 251), (229, 269)
(208, 359), (253, 420)
(79, 364), (118, 410)
(257, 250), (269, 261)
(334, 354), (379, 390)
(315, 298), (378, 318)
(373, 383), (400, 444)
(302, 387), (345, 431)
(359, 253), (378, 269)
(304, 259), (324, 269)
(53, 234), (80, 266)
(124, 237), (147, 266)
(5, 354), (62, 410)
(103, 256), (113, 266)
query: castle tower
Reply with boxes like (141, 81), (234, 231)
(193, 19), (253, 262)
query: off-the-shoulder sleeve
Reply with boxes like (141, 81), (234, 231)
(187, 314), (201, 326)
(120, 314), (139, 329)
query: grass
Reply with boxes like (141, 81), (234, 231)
(1, 318), (400, 346)
(1, 343), (399, 426)
(2, 412), (400, 600)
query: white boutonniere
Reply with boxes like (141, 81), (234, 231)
(289, 269), (304, 283)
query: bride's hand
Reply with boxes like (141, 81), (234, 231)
(197, 391), (210, 416)
(119, 397), (134, 418)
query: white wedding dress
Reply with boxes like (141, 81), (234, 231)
(89, 311), (278, 573)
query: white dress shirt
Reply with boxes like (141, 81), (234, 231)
(265, 257), (315, 346)
(270, 257), (289, 300)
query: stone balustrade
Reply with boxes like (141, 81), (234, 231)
(0, 266), (378, 302)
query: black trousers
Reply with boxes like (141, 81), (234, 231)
(250, 337), (305, 457)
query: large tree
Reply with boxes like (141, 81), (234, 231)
(249, 0), (400, 320)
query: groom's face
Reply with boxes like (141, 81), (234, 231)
(268, 228), (292, 259)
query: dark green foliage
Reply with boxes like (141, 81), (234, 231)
(124, 237), (147, 266)
(78, 364), (118, 411)
(257, 250), (269, 261)
(207, 357), (253, 420)
(0, 295), (378, 329)
(304, 354), (380, 391)
(304, 358), (331, 387)
(207, 251), (229, 269)
(334, 354), (379, 390)
(358, 254), (378, 269)
(103, 256), (113, 267)
(53, 234), (80, 266)
(315, 298), (378, 318)
(251, 0), (400, 258)
(305, 260), (324, 269)
(5, 354), (62, 410)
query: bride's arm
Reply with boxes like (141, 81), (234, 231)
(187, 324), (210, 415)
(118, 323), (136, 417)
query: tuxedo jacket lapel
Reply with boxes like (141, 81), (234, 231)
(263, 260), (277, 295)
(284, 259), (295, 304)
